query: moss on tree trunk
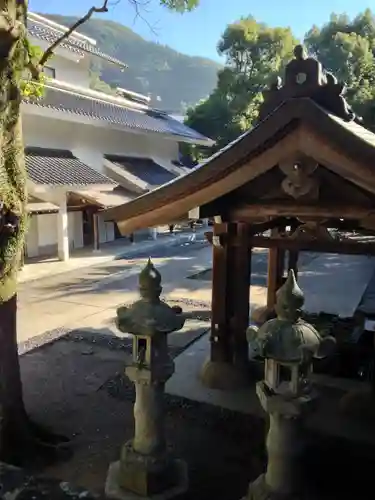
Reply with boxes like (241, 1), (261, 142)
(0, 1), (70, 464)
(0, 1), (28, 302)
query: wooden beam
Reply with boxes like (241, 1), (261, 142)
(249, 235), (375, 256)
(112, 131), (301, 234)
(230, 203), (375, 221)
(204, 217), (291, 245)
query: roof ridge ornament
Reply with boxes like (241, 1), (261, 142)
(258, 44), (362, 124)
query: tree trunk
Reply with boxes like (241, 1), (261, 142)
(0, 1), (69, 464)
(0, 295), (28, 455)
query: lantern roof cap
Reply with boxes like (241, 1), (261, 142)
(116, 259), (185, 336)
(255, 270), (335, 363)
(139, 258), (162, 297)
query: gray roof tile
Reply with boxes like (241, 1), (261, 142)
(27, 19), (127, 69)
(26, 86), (211, 143)
(105, 156), (176, 188)
(25, 147), (117, 187)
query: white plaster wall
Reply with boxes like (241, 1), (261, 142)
(48, 55), (91, 88)
(98, 213), (115, 244)
(68, 211), (84, 250)
(22, 113), (180, 177)
(25, 215), (39, 258)
(28, 36), (91, 87)
(36, 213), (58, 256)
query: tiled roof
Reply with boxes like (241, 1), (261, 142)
(27, 200), (59, 213)
(25, 147), (117, 187)
(27, 19), (127, 69)
(105, 156), (176, 188)
(74, 187), (135, 208)
(26, 86), (212, 144)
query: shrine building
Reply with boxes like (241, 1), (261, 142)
(104, 45), (375, 390)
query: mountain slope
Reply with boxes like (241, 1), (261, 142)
(42, 14), (222, 113)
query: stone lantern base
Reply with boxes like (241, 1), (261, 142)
(105, 442), (188, 500)
(199, 358), (250, 390)
(244, 474), (304, 499)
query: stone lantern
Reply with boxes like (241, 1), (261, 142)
(244, 270), (335, 499)
(106, 259), (187, 500)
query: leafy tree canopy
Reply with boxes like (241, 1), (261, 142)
(160, 0), (199, 12)
(185, 9), (375, 161)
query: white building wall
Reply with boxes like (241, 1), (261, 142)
(23, 109), (183, 259)
(22, 114), (181, 174)
(25, 211), (84, 258)
(98, 213), (115, 244)
(47, 55), (91, 88)
(37, 213), (58, 255)
(25, 215), (39, 258)
(28, 36), (91, 88)
(68, 211), (84, 250)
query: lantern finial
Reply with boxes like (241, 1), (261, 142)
(139, 258), (162, 301)
(275, 269), (304, 321)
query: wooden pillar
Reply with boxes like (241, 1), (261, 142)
(277, 246), (286, 287)
(267, 228), (285, 309)
(267, 229), (279, 310)
(288, 250), (299, 277)
(210, 222), (232, 364)
(93, 212), (100, 251)
(200, 222), (251, 389)
(229, 222), (252, 370)
(287, 220), (299, 278)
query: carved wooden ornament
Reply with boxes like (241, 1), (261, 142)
(279, 157), (319, 199)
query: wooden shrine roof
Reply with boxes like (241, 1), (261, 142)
(104, 46), (375, 234)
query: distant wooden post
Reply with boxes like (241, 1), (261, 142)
(229, 222), (252, 370)
(267, 226), (287, 310)
(200, 222), (250, 389)
(210, 222), (231, 364)
(288, 221), (299, 278)
(93, 212), (100, 251)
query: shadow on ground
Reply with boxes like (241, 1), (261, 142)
(19, 237), (210, 301)
(16, 324), (375, 500)
(188, 250), (318, 286)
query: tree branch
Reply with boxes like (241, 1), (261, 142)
(127, 0), (159, 35)
(38, 0), (111, 67)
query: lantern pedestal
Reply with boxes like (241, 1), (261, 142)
(106, 366), (188, 500)
(244, 382), (317, 500)
(106, 453), (187, 500)
(106, 371), (188, 500)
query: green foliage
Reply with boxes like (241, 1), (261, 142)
(43, 14), (221, 113)
(20, 43), (46, 99)
(159, 0), (199, 12)
(0, 1), (30, 302)
(186, 9), (375, 161)
(89, 70), (116, 95)
(304, 9), (375, 128)
(186, 17), (297, 159)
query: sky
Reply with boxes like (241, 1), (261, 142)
(29, 0), (375, 62)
